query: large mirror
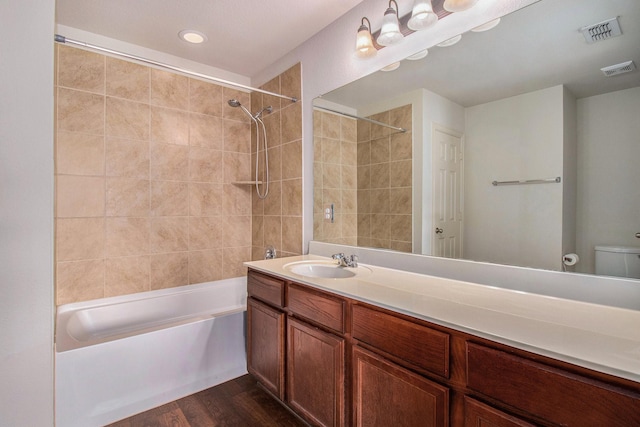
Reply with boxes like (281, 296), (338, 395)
(313, 0), (640, 278)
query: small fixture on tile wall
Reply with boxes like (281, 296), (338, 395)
(324, 203), (334, 223)
(265, 246), (276, 260)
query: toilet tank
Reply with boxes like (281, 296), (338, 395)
(594, 246), (640, 279)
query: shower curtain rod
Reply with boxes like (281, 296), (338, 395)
(54, 35), (299, 103)
(313, 105), (406, 133)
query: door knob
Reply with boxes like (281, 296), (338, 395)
(435, 227), (443, 234)
(636, 232), (640, 239)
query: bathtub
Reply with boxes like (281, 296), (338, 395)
(55, 277), (248, 427)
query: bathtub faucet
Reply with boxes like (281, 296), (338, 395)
(331, 253), (358, 268)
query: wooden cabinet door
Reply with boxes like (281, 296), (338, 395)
(352, 346), (449, 427)
(247, 297), (285, 400)
(464, 397), (535, 427)
(287, 317), (345, 427)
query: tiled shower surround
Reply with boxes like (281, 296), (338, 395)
(54, 45), (301, 305)
(250, 64), (303, 262)
(313, 110), (358, 245)
(313, 105), (412, 252)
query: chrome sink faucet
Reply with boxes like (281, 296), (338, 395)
(331, 253), (358, 268)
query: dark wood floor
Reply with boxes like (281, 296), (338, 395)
(107, 375), (308, 427)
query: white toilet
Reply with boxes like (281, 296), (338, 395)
(594, 245), (640, 279)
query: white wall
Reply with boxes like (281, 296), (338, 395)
(464, 85), (565, 270)
(0, 0), (55, 425)
(576, 87), (640, 274)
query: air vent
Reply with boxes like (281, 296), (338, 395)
(580, 17), (622, 43)
(601, 61), (636, 77)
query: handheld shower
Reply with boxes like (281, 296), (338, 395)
(228, 99), (272, 120)
(227, 99), (272, 199)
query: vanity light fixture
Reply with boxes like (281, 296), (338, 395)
(443, 0), (479, 13)
(356, 17), (377, 58)
(408, 0), (439, 31)
(178, 30), (207, 44)
(355, 0), (461, 58)
(377, 0), (404, 46)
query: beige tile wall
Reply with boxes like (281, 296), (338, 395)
(357, 105), (413, 252)
(312, 110), (358, 245)
(251, 64), (303, 260)
(54, 45), (300, 305)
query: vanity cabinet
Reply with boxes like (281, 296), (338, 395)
(352, 345), (449, 426)
(287, 317), (345, 427)
(247, 270), (346, 426)
(466, 342), (640, 426)
(246, 268), (640, 427)
(246, 271), (286, 400)
(287, 284), (346, 427)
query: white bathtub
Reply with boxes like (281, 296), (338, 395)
(55, 278), (248, 427)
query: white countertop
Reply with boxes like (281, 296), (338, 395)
(245, 255), (640, 383)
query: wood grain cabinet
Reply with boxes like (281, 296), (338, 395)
(353, 346), (449, 427)
(463, 397), (535, 427)
(287, 284), (346, 426)
(466, 342), (640, 426)
(287, 317), (345, 427)
(246, 269), (640, 427)
(246, 271), (286, 400)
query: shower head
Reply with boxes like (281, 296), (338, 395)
(227, 98), (255, 122)
(255, 106), (273, 119)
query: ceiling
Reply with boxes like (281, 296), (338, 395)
(322, 0), (640, 109)
(55, 0), (364, 77)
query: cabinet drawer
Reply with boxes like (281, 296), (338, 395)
(464, 396), (535, 427)
(466, 342), (640, 426)
(247, 270), (285, 308)
(352, 304), (450, 378)
(288, 284), (345, 333)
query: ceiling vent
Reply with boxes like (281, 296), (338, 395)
(601, 61), (636, 77)
(580, 17), (622, 43)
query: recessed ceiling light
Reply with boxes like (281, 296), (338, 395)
(471, 18), (501, 32)
(381, 62), (401, 72)
(178, 30), (207, 44)
(437, 34), (462, 47)
(406, 49), (429, 60)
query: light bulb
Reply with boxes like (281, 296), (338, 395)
(377, 2), (404, 46)
(443, 0), (479, 13)
(356, 18), (377, 58)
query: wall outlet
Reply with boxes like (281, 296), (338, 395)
(324, 203), (334, 223)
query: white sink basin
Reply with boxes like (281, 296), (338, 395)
(283, 260), (370, 279)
